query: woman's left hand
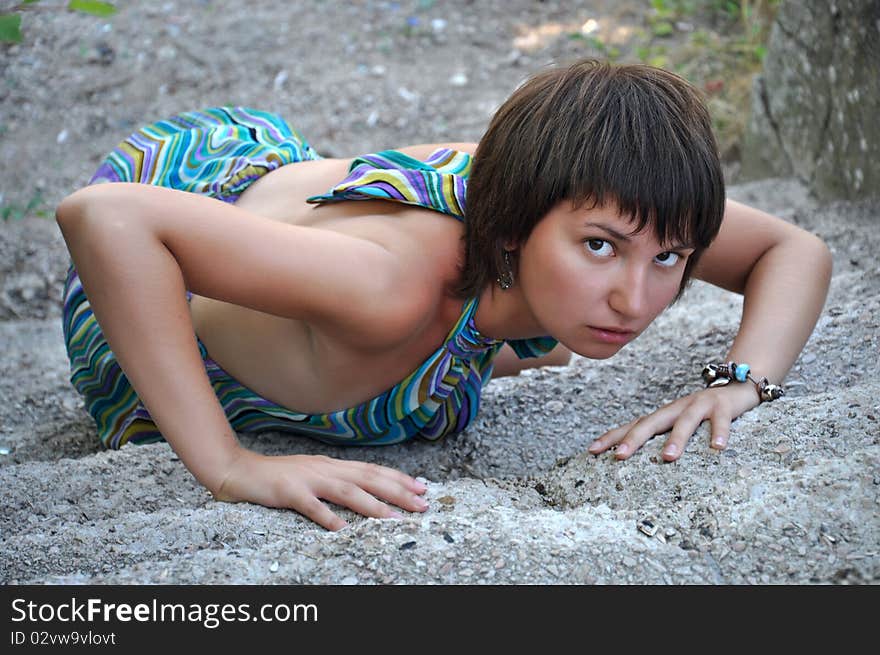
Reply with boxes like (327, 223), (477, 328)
(587, 382), (762, 461)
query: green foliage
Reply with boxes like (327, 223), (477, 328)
(67, 0), (116, 17)
(753, 43), (767, 62)
(652, 21), (674, 37)
(0, 1), (117, 44)
(650, 0), (698, 20)
(2, 190), (49, 222)
(567, 32), (621, 61)
(0, 12), (21, 42)
(635, 43), (669, 69)
(613, 0), (781, 159)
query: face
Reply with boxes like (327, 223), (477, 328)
(514, 200), (694, 359)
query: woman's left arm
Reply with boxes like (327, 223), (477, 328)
(588, 199), (833, 461)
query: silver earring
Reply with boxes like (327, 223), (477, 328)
(497, 249), (514, 290)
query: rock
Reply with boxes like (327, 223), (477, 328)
(741, 0), (880, 200)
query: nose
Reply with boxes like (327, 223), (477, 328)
(607, 261), (648, 319)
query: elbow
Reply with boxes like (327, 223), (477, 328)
(808, 233), (834, 288)
(56, 185), (108, 231)
(56, 187), (91, 228)
(776, 230), (832, 286)
(56, 183), (134, 231)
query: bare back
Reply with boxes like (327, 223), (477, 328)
(188, 148), (472, 414)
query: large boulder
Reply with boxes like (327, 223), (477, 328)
(741, 0), (880, 200)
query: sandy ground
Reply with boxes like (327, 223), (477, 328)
(1, 1), (878, 584)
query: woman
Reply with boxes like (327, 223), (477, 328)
(56, 59), (832, 531)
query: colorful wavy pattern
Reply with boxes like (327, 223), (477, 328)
(306, 148), (469, 217)
(61, 107), (557, 450)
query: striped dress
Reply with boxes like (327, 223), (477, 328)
(61, 107), (557, 449)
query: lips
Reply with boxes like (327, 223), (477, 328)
(591, 326), (633, 334)
(587, 325), (636, 344)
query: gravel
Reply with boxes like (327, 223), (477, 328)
(1, 1), (877, 585)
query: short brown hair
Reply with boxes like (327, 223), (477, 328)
(458, 59), (725, 303)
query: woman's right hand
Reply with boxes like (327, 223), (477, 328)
(211, 450), (429, 531)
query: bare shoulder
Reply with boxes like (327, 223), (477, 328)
(63, 182), (447, 352)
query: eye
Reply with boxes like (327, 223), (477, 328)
(654, 251), (681, 268)
(585, 239), (614, 257)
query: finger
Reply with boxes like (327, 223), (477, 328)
(613, 403), (685, 459)
(321, 480), (405, 521)
(344, 462), (429, 513)
(350, 460), (428, 493)
(664, 400), (713, 461)
(588, 420), (636, 454)
(369, 462), (429, 495)
(709, 404), (732, 450)
(295, 494), (348, 532)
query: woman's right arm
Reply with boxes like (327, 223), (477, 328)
(55, 182), (429, 530)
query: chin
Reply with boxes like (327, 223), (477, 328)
(568, 341), (626, 360)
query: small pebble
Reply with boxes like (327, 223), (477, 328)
(449, 72), (468, 86)
(397, 86), (418, 102)
(731, 541), (747, 553)
(272, 70), (288, 91)
(637, 518), (658, 537)
(269, 561), (279, 572)
(0, 447), (10, 455)
(580, 19), (599, 34)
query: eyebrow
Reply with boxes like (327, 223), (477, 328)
(584, 221), (695, 251)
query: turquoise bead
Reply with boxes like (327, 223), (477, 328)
(734, 363), (750, 382)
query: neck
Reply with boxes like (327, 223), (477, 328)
(473, 283), (547, 341)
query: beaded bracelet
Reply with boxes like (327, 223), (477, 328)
(701, 362), (785, 402)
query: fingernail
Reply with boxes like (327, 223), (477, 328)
(664, 444), (678, 457)
(588, 442), (601, 453)
(388, 511), (404, 520)
(615, 444), (629, 457)
(712, 436), (727, 448)
(414, 497), (428, 510)
(414, 481), (428, 492)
